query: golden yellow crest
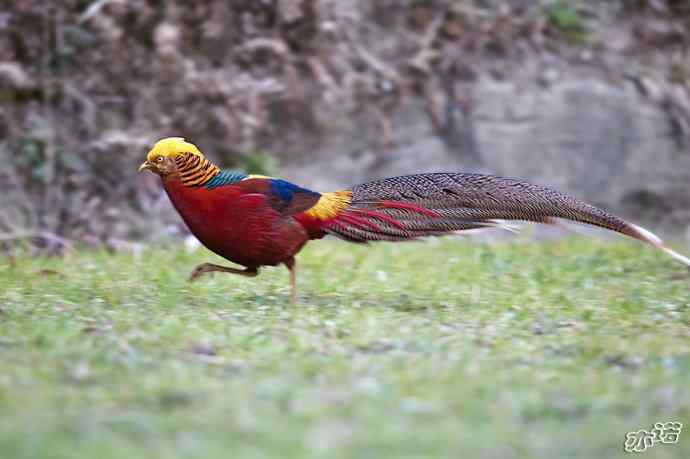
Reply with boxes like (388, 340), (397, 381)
(147, 137), (204, 161)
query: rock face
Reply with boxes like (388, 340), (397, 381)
(3, 1), (690, 245)
(284, 78), (690, 235)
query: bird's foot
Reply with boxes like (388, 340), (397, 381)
(188, 263), (259, 282)
(189, 263), (214, 282)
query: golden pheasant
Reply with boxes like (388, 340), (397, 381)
(139, 137), (690, 302)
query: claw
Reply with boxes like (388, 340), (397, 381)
(188, 263), (210, 282)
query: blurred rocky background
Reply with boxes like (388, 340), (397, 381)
(1, 0), (690, 254)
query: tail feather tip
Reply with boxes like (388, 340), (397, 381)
(627, 224), (689, 267)
(628, 223), (663, 246)
(661, 246), (690, 267)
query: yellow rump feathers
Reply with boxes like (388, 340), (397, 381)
(305, 190), (353, 220)
(147, 137), (204, 162)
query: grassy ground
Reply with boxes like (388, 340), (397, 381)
(0, 236), (689, 458)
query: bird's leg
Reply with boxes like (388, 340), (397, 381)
(188, 263), (258, 282)
(284, 257), (297, 304)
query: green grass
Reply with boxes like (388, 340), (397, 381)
(1, 237), (689, 458)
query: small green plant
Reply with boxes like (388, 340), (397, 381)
(546, 1), (587, 44)
(241, 150), (279, 176)
(670, 62), (689, 84)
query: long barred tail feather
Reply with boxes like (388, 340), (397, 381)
(322, 172), (690, 267)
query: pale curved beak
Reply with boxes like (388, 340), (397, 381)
(138, 161), (152, 173)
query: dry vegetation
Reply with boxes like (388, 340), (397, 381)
(1, 0), (689, 253)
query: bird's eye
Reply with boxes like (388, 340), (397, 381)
(156, 156), (164, 162)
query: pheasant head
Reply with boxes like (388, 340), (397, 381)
(139, 137), (219, 184)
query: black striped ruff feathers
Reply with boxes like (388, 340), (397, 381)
(174, 153), (221, 187)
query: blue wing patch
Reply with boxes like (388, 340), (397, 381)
(270, 179), (320, 204)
